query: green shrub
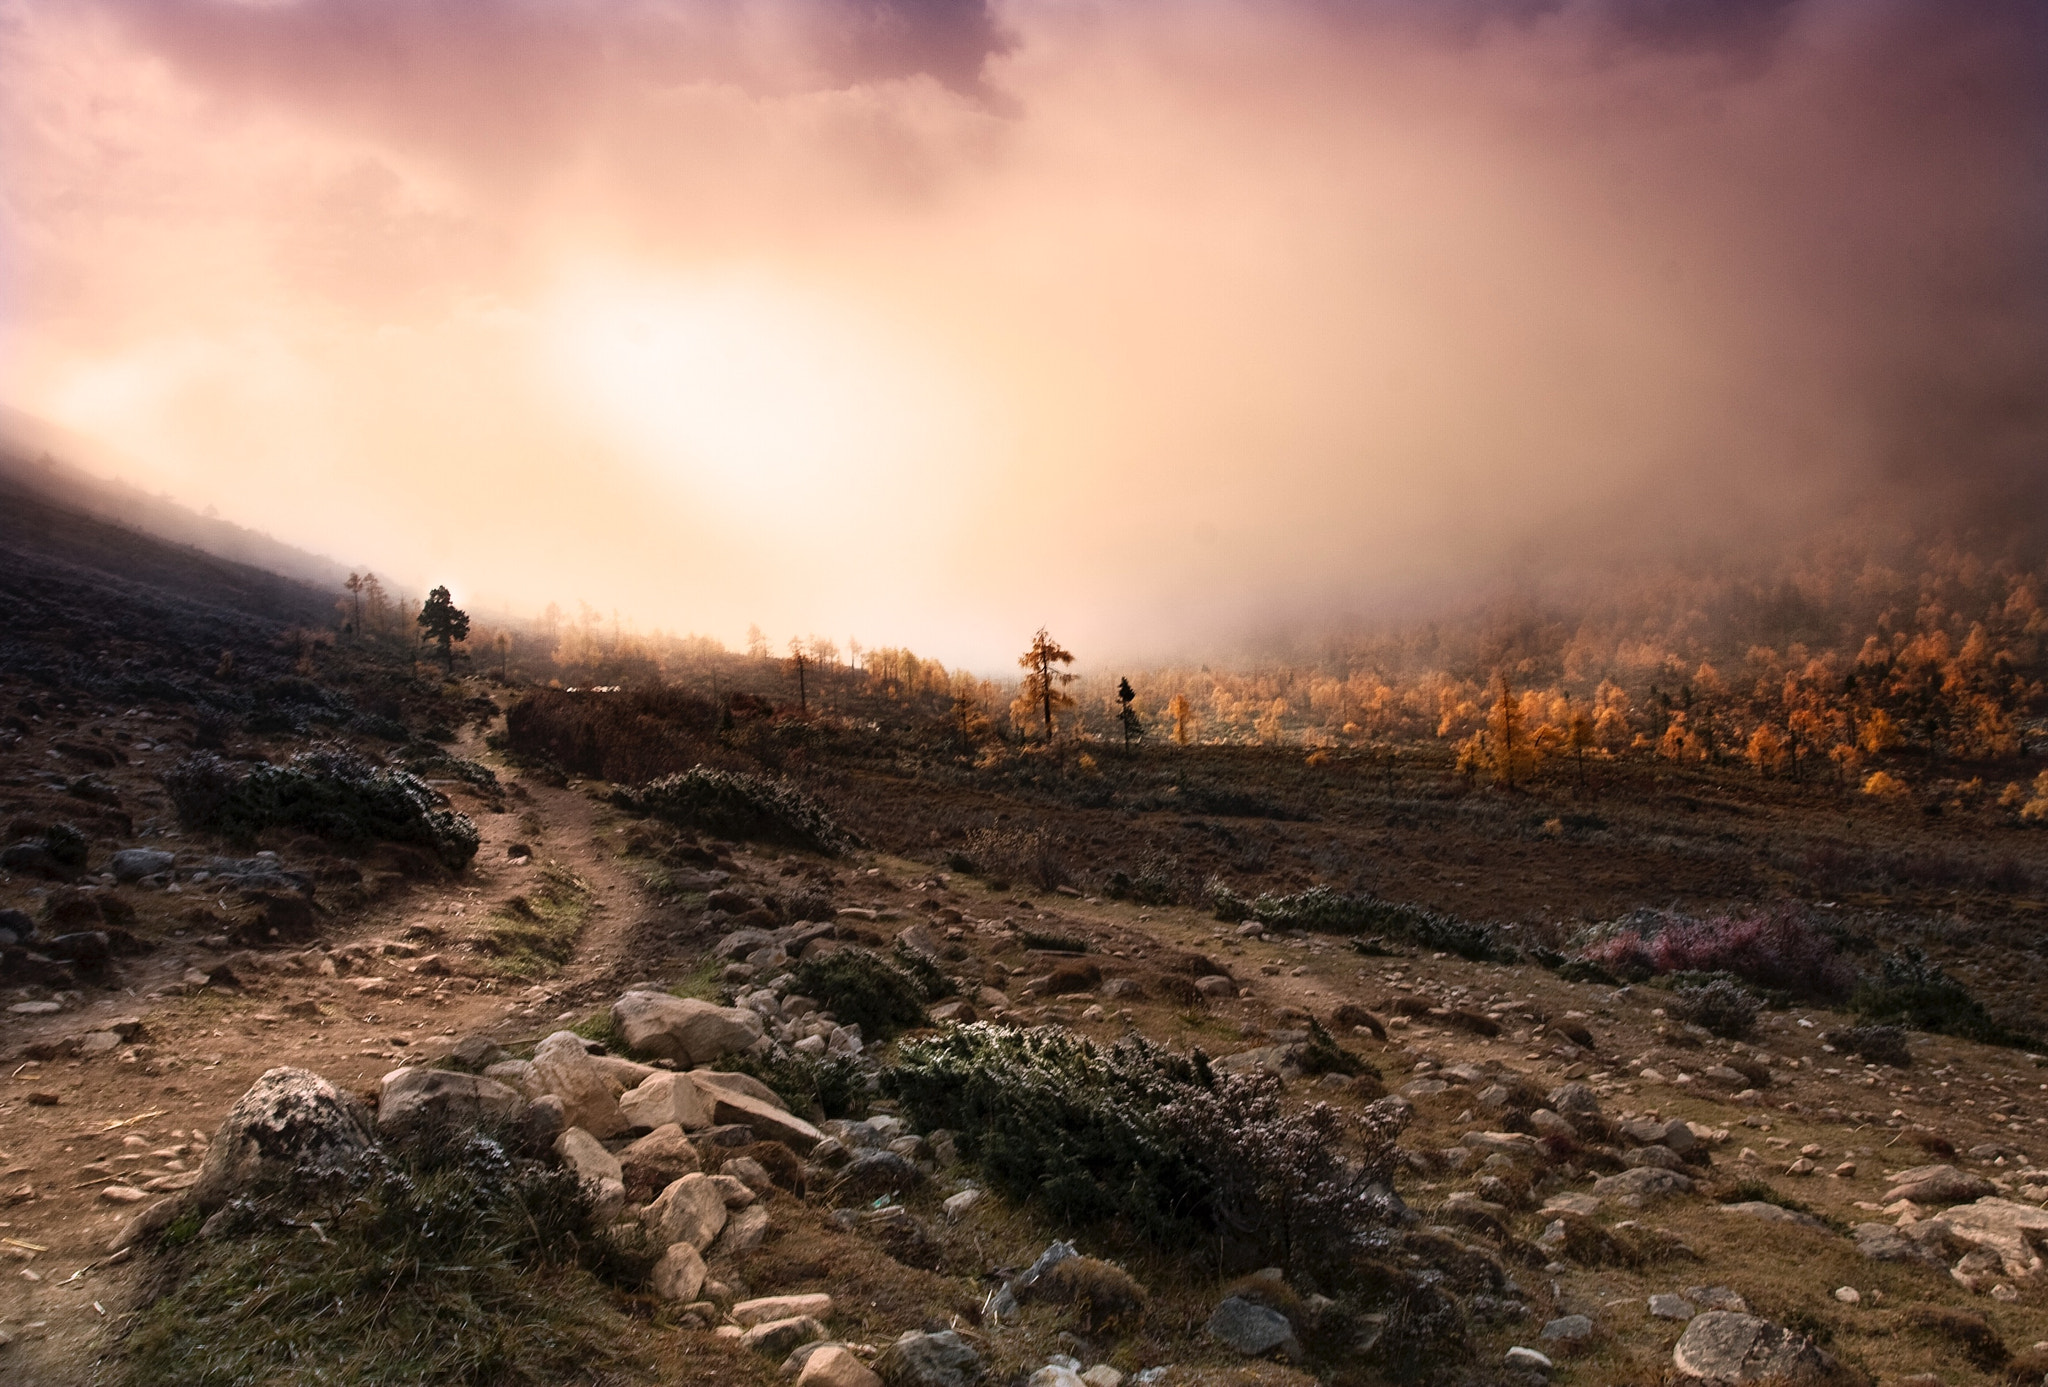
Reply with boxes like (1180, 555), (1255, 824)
(1829, 1023), (1912, 1068)
(713, 1049), (870, 1120)
(117, 1128), (646, 1387)
(1852, 949), (2039, 1049)
(613, 767), (852, 855)
(1668, 977), (1760, 1039)
(788, 947), (929, 1040)
(163, 747), (479, 869)
(886, 1023), (1405, 1277)
(1208, 882), (1511, 962)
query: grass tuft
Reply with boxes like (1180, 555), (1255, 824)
(469, 864), (593, 978)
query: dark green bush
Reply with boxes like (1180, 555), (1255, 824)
(1851, 949), (2038, 1048)
(614, 767), (852, 855)
(713, 1049), (870, 1120)
(1829, 1023), (1912, 1068)
(886, 1023), (1405, 1277)
(163, 747), (479, 868)
(118, 1127), (644, 1387)
(1208, 882), (1511, 962)
(1668, 977), (1761, 1039)
(788, 947), (929, 1040)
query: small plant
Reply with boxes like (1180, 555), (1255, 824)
(614, 767), (853, 856)
(1668, 977), (1761, 1039)
(1296, 1017), (1378, 1078)
(471, 866), (592, 978)
(958, 825), (1070, 891)
(788, 947), (929, 1040)
(1037, 1256), (1148, 1332)
(713, 1049), (870, 1120)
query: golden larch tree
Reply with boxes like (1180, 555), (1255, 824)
(1017, 628), (1077, 745)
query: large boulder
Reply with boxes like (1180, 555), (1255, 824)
(530, 1031), (626, 1138)
(618, 1071), (715, 1131)
(693, 1068), (789, 1111)
(875, 1330), (983, 1387)
(1672, 1312), (1838, 1385)
(191, 1067), (377, 1211)
(611, 991), (763, 1065)
(619, 1124), (703, 1202)
(376, 1067), (526, 1136)
(644, 1171), (728, 1252)
(1937, 1198), (2048, 1280)
(1206, 1296), (1302, 1359)
(1883, 1164), (1998, 1207)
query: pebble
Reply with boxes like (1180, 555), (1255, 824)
(1504, 1346), (1553, 1372)
(1833, 1287), (1861, 1304)
(100, 1185), (146, 1203)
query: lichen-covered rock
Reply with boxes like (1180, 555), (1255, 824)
(1205, 1296), (1302, 1359)
(190, 1067), (376, 1212)
(1672, 1311), (1838, 1384)
(1883, 1165), (1999, 1207)
(650, 1241), (707, 1301)
(875, 1330), (984, 1387)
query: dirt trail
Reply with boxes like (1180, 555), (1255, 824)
(0, 748), (649, 1383)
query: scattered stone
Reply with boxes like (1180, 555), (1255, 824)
(1542, 1193), (1603, 1217)
(702, 1085), (824, 1153)
(1504, 1346), (1554, 1372)
(798, 1345), (883, 1387)
(190, 1067), (376, 1212)
(735, 1294), (834, 1327)
(1832, 1287), (1860, 1304)
(1205, 1296), (1301, 1359)
(694, 1068), (790, 1111)
(651, 1241), (707, 1301)
(1592, 1167), (1692, 1203)
(1715, 1202), (1827, 1230)
(529, 1031), (626, 1138)
(1080, 1366), (1122, 1387)
(100, 1184), (146, 1203)
(1027, 1368), (1085, 1387)
(874, 1329), (984, 1387)
(612, 991), (763, 1066)
(1671, 1311), (1838, 1385)
(618, 1071), (713, 1130)
(743, 1317), (828, 1357)
(834, 1150), (921, 1201)
(1852, 1222), (1949, 1268)
(554, 1126), (625, 1217)
(714, 1204), (772, 1257)
(644, 1172), (728, 1252)
(619, 1124), (703, 1201)
(1650, 1294), (1696, 1321)
(1540, 1315), (1595, 1347)
(1687, 1287), (1749, 1314)
(943, 1188), (984, 1221)
(376, 1066), (526, 1135)
(1883, 1165), (1998, 1207)
(109, 848), (175, 882)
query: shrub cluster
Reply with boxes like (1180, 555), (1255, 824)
(714, 1048), (871, 1120)
(787, 947), (930, 1041)
(120, 1127), (642, 1387)
(503, 687), (720, 783)
(1103, 852), (1196, 906)
(887, 1023), (1406, 1277)
(1578, 905), (1851, 1000)
(614, 767), (853, 856)
(1667, 976), (1761, 1039)
(1208, 882), (1510, 962)
(954, 824), (1070, 891)
(1828, 1023), (1913, 1068)
(163, 746), (480, 869)
(1851, 950), (2037, 1049)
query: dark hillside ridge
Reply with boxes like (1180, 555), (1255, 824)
(0, 466), (337, 696)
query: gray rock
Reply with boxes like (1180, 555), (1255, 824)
(612, 991), (763, 1065)
(833, 1150), (922, 1201)
(1591, 1166), (1693, 1202)
(1883, 1164), (1998, 1207)
(109, 848), (175, 882)
(1624, 1145), (1691, 1172)
(1671, 1311), (1838, 1384)
(742, 1317), (827, 1357)
(190, 1067), (376, 1212)
(449, 1033), (509, 1069)
(1851, 1221), (1948, 1267)
(693, 1068), (789, 1111)
(1546, 1082), (1602, 1118)
(1715, 1201), (1827, 1230)
(1649, 1294), (1696, 1321)
(1936, 1197), (2048, 1279)
(1686, 1287), (1749, 1314)
(1504, 1346), (1554, 1372)
(1205, 1297), (1301, 1359)
(702, 1084), (824, 1153)
(376, 1066), (526, 1135)
(644, 1171), (729, 1252)
(714, 1204), (772, 1257)
(1540, 1314), (1595, 1345)
(874, 1329), (984, 1387)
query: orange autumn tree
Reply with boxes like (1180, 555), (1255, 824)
(1017, 628), (1077, 745)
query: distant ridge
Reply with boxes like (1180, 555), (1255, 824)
(0, 405), (349, 591)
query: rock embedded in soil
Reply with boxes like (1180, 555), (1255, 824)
(874, 1329), (984, 1387)
(611, 991), (763, 1065)
(650, 1241), (707, 1301)
(1672, 1312), (1839, 1385)
(1540, 1314), (1595, 1348)
(1591, 1166), (1693, 1203)
(618, 1071), (714, 1131)
(1883, 1164), (1998, 1206)
(741, 1315), (827, 1356)
(1716, 1202), (1828, 1230)
(798, 1345), (883, 1387)
(1205, 1296), (1302, 1359)
(376, 1066), (526, 1135)
(733, 1293), (833, 1326)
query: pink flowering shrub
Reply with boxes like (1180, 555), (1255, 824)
(1580, 905), (1851, 1000)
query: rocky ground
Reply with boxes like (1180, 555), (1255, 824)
(2, 686), (2046, 1384)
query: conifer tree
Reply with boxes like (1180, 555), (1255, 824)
(416, 586), (470, 672)
(1117, 676), (1143, 749)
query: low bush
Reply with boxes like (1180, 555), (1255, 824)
(163, 746), (479, 869)
(1828, 1023), (1913, 1068)
(956, 824), (1070, 891)
(1208, 882), (1511, 962)
(1578, 905), (1851, 1000)
(886, 1023), (1406, 1278)
(118, 1126), (645, 1387)
(1667, 977), (1761, 1039)
(1103, 852), (1196, 906)
(788, 947), (930, 1040)
(713, 1049), (871, 1120)
(1851, 949), (2038, 1048)
(614, 767), (852, 856)
(1296, 1017), (1378, 1078)
(1036, 1256), (1149, 1332)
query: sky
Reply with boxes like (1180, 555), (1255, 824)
(1, 0), (2043, 669)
